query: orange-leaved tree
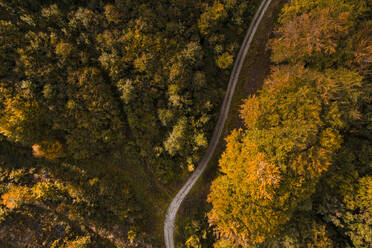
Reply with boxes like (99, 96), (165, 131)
(208, 63), (366, 245)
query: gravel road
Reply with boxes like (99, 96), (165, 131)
(164, 0), (273, 247)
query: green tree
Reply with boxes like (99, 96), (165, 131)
(216, 52), (233, 69)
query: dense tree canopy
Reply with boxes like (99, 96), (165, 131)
(0, 0), (259, 177)
(0, 0), (261, 247)
(208, 0), (371, 246)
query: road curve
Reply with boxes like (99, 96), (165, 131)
(164, 0), (273, 247)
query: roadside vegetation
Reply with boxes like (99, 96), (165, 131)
(208, 0), (371, 247)
(175, 0), (286, 247)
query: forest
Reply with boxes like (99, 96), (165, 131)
(0, 0), (371, 247)
(208, 0), (371, 247)
(0, 0), (261, 247)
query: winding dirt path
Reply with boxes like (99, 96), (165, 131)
(164, 0), (273, 247)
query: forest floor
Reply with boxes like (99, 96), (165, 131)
(173, 0), (288, 246)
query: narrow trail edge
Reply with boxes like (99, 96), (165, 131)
(164, 0), (273, 247)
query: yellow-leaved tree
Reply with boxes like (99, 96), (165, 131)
(208, 63), (365, 245)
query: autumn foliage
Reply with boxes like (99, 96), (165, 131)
(208, 0), (371, 246)
(0, 0), (261, 246)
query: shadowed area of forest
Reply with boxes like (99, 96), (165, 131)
(0, 0), (261, 247)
